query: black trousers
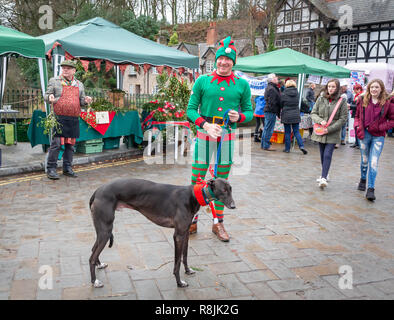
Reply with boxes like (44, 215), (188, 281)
(47, 137), (74, 170)
(254, 117), (265, 135)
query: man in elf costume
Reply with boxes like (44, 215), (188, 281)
(187, 36), (253, 242)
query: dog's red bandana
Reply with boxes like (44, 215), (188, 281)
(193, 174), (218, 219)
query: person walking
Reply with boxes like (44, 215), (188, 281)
(261, 73), (281, 151)
(310, 78), (348, 189)
(187, 36), (253, 241)
(349, 84), (363, 148)
(44, 60), (92, 180)
(338, 84), (353, 147)
(280, 80), (308, 154)
(305, 83), (316, 112)
(354, 79), (394, 201)
(253, 95), (265, 142)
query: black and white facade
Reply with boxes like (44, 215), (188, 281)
(327, 0), (394, 65)
(274, 0), (394, 65)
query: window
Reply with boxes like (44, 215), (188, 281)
(302, 47), (310, 55)
(152, 67), (158, 75)
(206, 60), (214, 73)
(129, 85), (133, 95)
(340, 35), (348, 44)
(129, 66), (137, 75)
(275, 40), (283, 47)
(302, 37), (311, 45)
(292, 38), (300, 46)
(349, 34), (358, 43)
(348, 43), (357, 58)
(339, 44), (348, 58)
(152, 85), (159, 94)
(284, 39), (291, 47)
(285, 11), (292, 23)
(294, 10), (301, 22)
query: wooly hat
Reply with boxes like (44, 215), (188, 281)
(215, 36), (237, 65)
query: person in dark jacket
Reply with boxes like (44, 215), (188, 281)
(281, 80), (308, 154)
(305, 83), (316, 112)
(354, 79), (394, 201)
(261, 73), (281, 151)
(349, 83), (363, 148)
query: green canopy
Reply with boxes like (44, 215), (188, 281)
(233, 48), (350, 78)
(0, 25), (45, 59)
(0, 25), (47, 112)
(37, 17), (199, 69)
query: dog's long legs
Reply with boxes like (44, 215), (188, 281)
(182, 230), (195, 276)
(89, 228), (112, 288)
(173, 230), (188, 287)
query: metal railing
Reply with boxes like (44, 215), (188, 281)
(2, 88), (155, 119)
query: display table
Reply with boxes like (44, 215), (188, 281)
(27, 110), (143, 148)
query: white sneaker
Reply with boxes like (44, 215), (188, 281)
(319, 178), (328, 189)
(316, 174), (330, 183)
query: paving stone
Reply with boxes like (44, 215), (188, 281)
(106, 271), (133, 294)
(134, 279), (162, 300)
(267, 279), (312, 293)
(246, 282), (280, 300)
(218, 274), (251, 297)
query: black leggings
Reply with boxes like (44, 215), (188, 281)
(319, 143), (335, 179)
(255, 117), (265, 135)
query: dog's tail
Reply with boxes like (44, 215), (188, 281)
(109, 233), (114, 248)
(89, 190), (96, 210)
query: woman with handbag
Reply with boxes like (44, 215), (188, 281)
(354, 79), (394, 201)
(311, 79), (348, 189)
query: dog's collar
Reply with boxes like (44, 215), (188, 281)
(193, 185), (216, 206)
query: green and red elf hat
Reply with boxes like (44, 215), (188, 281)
(215, 36), (237, 66)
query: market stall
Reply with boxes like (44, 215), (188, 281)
(37, 17), (199, 88)
(28, 109), (143, 150)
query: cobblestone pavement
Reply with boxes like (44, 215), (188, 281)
(0, 136), (394, 300)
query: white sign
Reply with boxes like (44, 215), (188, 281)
(321, 77), (332, 86)
(234, 71), (268, 96)
(95, 111), (110, 124)
(307, 75), (321, 84)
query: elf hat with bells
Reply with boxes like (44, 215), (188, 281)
(215, 36), (237, 67)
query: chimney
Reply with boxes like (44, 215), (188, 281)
(206, 22), (217, 46)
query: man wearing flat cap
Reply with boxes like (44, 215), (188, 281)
(44, 60), (92, 180)
(187, 36), (253, 241)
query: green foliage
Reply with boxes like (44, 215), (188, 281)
(266, 21), (277, 53)
(120, 12), (160, 41)
(15, 57), (40, 88)
(316, 36), (331, 59)
(38, 111), (62, 135)
(168, 32), (179, 46)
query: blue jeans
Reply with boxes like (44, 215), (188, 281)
(319, 143), (335, 179)
(261, 112), (277, 149)
(284, 123), (304, 151)
(359, 130), (385, 189)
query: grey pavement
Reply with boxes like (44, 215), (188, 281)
(0, 134), (394, 300)
(0, 140), (142, 176)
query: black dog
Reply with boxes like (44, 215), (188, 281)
(89, 178), (235, 288)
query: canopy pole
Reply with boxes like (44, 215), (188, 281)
(0, 56), (8, 109)
(38, 58), (49, 115)
(116, 65), (121, 90)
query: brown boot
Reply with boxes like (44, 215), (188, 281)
(212, 222), (230, 242)
(189, 223), (197, 234)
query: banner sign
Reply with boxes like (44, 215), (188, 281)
(307, 75), (321, 84)
(234, 71), (268, 96)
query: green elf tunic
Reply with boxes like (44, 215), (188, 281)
(187, 70), (253, 221)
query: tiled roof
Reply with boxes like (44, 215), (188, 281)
(323, 0), (394, 25)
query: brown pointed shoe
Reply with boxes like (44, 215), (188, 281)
(212, 222), (230, 242)
(189, 223), (197, 234)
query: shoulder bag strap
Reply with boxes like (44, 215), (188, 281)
(326, 97), (343, 127)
